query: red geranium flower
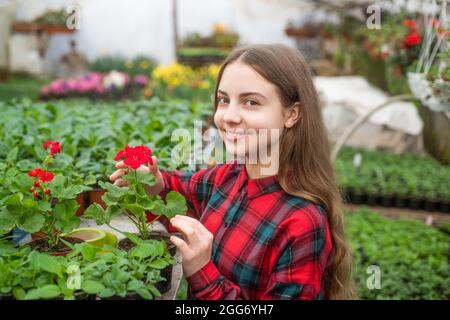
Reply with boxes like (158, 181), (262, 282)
(114, 145), (153, 169)
(28, 168), (45, 177)
(39, 172), (54, 182)
(43, 140), (53, 150)
(403, 19), (417, 30)
(28, 168), (54, 182)
(50, 141), (61, 155)
(43, 140), (61, 155)
(404, 32), (421, 47)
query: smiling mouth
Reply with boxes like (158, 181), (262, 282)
(222, 129), (246, 142)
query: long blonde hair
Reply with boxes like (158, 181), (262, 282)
(213, 44), (357, 299)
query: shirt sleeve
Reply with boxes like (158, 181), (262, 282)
(185, 203), (332, 300)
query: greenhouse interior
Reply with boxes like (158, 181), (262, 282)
(0, 0), (449, 302)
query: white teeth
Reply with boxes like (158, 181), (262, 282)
(224, 129), (246, 141)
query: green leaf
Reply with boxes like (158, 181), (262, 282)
(24, 285), (61, 300)
(83, 203), (106, 223)
(0, 208), (16, 234)
(53, 200), (80, 233)
(122, 203), (146, 216)
(17, 210), (45, 234)
(81, 280), (105, 295)
(129, 243), (155, 259)
(136, 287), (152, 300)
(152, 191), (187, 219)
(6, 147), (18, 164)
(123, 232), (142, 245)
(149, 258), (169, 269)
(29, 251), (64, 277)
(80, 243), (97, 261)
(99, 181), (129, 198)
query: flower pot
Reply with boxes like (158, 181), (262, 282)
(352, 192), (366, 205)
(408, 197), (423, 210)
(117, 231), (178, 294)
(88, 188), (107, 209)
(366, 194), (380, 206)
(41, 24), (75, 34)
(437, 200), (450, 213)
(75, 192), (89, 217)
(26, 236), (84, 256)
(62, 228), (118, 247)
(380, 195), (394, 208)
(423, 199), (437, 212)
(393, 195), (407, 208)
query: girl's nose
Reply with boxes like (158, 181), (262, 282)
(222, 103), (242, 124)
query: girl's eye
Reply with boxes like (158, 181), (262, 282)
(217, 97), (228, 105)
(245, 99), (259, 107)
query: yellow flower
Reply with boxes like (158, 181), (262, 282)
(140, 61), (150, 69)
(143, 88), (153, 97)
(125, 60), (134, 69)
(199, 80), (210, 89)
(213, 23), (226, 34)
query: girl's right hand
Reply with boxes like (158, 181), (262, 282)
(109, 155), (165, 196)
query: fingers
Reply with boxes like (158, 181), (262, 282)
(115, 161), (128, 169)
(110, 168), (128, 181)
(173, 215), (210, 235)
(169, 235), (191, 254)
(113, 179), (129, 187)
(148, 156), (159, 174)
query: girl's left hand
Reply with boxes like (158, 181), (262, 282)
(169, 215), (214, 278)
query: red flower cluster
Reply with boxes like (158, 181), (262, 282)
(28, 168), (54, 182)
(403, 19), (417, 30)
(402, 19), (421, 47)
(43, 140), (61, 155)
(404, 32), (421, 47)
(28, 168), (53, 198)
(114, 145), (153, 169)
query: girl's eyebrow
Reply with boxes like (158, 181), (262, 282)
(217, 90), (266, 99)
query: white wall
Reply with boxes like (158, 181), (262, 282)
(8, 0), (313, 72)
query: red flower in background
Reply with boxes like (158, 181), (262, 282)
(27, 168), (54, 182)
(403, 19), (417, 30)
(28, 168), (45, 178)
(39, 172), (54, 182)
(404, 32), (421, 47)
(114, 145), (153, 169)
(43, 140), (61, 155)
(50, 142), (61, 155)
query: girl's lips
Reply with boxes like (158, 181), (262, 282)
(223, 129), (246, 142)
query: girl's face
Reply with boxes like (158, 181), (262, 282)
(214, 61), (293, 162)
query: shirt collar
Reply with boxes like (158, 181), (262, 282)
(235, 164), (281, 199)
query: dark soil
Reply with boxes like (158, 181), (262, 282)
(26, 237), (84, 255)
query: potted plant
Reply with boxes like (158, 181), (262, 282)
(84, 144), (187, 293)
(67, 241), (172, 299)
(406, 178), (423, 210)
(0, 140), (91, 255)
(380, 180), (395, 208)
(0, 244), (92, 300)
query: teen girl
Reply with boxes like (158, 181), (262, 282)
(110, 44), (355, 300)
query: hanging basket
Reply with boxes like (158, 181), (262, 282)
(407, 72), (450, 112)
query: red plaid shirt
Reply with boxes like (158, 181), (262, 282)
(159, 163), (332, 300)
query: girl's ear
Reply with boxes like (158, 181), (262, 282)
(285, 102), (301, 128)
